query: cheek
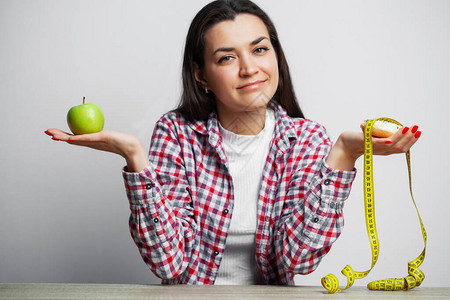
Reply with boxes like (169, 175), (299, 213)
(266, 63), (279, 100)
(271, 64), (279, 84)
(207, 68), (235, 92)
(264, 57), (279, 89)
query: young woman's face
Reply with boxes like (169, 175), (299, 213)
(197, 13), (279, 118)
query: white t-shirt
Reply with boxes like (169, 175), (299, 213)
(215, 108), (275, 285)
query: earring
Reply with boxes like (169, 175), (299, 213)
(204, 86), (209, 94)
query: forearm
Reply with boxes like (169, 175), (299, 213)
(123, 164), (195, 280)
(276, 153), (356, 274)
(129, 207), (190, 280)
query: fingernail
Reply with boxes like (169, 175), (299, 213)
(415, 131), (422, 138)
(402, 127), (409, 134)
(52, 137), (59, 141)
(44, 130), (51, 136)
(67, 139), (73, 143)
(411, 125), (419, 133)
(385, 141), (393, 144)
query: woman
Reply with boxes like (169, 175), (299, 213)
(45, 0), (420, 285)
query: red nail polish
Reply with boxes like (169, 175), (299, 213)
(52, 137), (59, 141)
(44, 130), (51, 136)
(415, 131), (421, 138)
(402, 127), (409, 134)
(385, 141), (393, 144)
(411, 125), (419, 133)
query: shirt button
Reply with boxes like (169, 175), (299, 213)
(214, 250), (220, 256)
(153, 217), (159, 223)
(313, 217), (319, 223)
(145, 183), (153, 190)
(223, 209), (229, 215)
(324, 179), (332, 186)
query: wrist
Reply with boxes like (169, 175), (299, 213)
(123, 139), (149, 173)
(326, 134), (362, 171)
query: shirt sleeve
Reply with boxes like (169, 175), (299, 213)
(122, 118), (197, 280)
(274, 122), (356, 275)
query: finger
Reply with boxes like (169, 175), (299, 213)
(396, 125), (419, 147)
(44, 128), (73, 141)
(44, 128), (69, 136)
(402, 129), (421, 151)
(372, 138), (398, 155)
(384, 126), (409, 144)
(382, 125), (421, 154)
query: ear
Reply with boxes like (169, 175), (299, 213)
(193, 62), (208, 88)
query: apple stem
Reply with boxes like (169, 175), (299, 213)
(83, 97), (85, 104)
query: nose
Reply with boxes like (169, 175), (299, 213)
(239, 54), (258, 77)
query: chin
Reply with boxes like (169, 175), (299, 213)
(244, 90), (273, 109)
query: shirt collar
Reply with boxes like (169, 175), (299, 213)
(188, 100), (299, 151)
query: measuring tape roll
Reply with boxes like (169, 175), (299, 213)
(321, 118), (427, 293)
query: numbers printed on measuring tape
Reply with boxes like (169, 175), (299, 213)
(321, 118), (427, 294)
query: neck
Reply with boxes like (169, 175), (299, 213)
(218, 106), (267, 135)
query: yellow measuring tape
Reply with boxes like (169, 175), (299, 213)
(321, 117), (427, 293)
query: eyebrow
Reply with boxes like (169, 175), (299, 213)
(212, 36), (269, 55)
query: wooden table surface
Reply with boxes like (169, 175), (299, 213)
(1, 283), (449, 299)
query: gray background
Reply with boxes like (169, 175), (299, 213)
(1, 0), (448, 286)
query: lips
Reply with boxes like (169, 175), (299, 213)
(237, 79), (267, 90)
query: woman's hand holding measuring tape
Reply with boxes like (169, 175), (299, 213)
(327, 120), (421, 171)
(326, 123), (420, 172)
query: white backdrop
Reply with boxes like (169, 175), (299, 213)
(1, 0), (448, 287)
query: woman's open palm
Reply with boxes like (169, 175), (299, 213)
(45, 128), (149, 172)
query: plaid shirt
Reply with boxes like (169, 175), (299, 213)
(122, 101), (356, 285)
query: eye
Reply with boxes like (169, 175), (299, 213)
(218, 55), (234, 64)
(254, 47), (269, 54)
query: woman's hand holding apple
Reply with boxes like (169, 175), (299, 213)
(45, 129), (150, 172)
(44, 129), (150, 173)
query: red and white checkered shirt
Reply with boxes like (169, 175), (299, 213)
(122, 101), (356, 285)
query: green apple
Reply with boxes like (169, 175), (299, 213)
(67, 97), (104, 135)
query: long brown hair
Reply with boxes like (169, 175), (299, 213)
(175, 0), (304, 121)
